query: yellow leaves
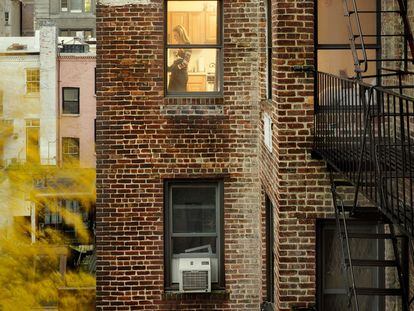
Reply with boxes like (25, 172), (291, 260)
(0, 162), (96, 309)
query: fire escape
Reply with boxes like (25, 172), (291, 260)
(313, 0), (414, 310)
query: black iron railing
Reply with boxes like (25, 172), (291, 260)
(314, 71), (414, 237)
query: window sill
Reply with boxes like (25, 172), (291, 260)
(161, 97), (224, 116)
(61, 114), (80, 117)
(163, 289), (229, 301)
(24, 93), (40, 98)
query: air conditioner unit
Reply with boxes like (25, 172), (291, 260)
(178, 257), (211, 293)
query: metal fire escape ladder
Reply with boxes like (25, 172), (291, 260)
(343, 0), (414, 78)
(330, 170), (410, 311)
(327, 87), (410, 310)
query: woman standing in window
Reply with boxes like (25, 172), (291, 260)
(168, 25), (192, 92)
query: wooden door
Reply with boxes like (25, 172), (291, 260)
(26, 127), (40, 164)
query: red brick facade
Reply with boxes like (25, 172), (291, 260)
(96, 0), (331, 310)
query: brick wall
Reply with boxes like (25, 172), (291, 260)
(382, 0), (414, 97)
(259, 1), (332, 310)
(96, 0), (265, 309)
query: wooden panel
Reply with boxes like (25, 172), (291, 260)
(169, 12), (189, 44)
(205, 12), (218, 44)
(187, 75), (206, 92)
(188, 12), (205, 44)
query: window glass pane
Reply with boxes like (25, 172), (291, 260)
(172, 237), (216, 255)
(321, 225), (382, 311)
(167, 1), (218, 45)
(70, 0), (82, 11)
(318, 0), (376, 45)
(323, 294), (379, 310)
(63, 88), (79, 101)
(167, 48), (219, 93)
(172, 186), (215, 205)
(61, 0), (68, 11)
(26, 69), (40, 93)
(63, 102), (79, 114)
(84, 0), (91, 12)
(317, 49), (377, 80)
(173, 207), (216, 233)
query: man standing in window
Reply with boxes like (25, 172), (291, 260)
(167, 25), (192, 92)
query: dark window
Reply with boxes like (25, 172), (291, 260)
(38, 200), (93, 243)
(62, 137), (80, 166)
(265, 195), (274, 302)
(316, 220), (408, 311)
(165, 0), (222, 95)
(164, 180), (224, 289)
(62, 87), (80, 114)
(61, 0), (68, 11)
(59, 29), (93, 39)
(266, 0), (272, 100)
(5, 12), (9, 25)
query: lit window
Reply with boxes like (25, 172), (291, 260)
(84, 0), (91, 12)
(26, 68), (40, 94)
(62, 87), (80, 114)
(61, 0), (93, 13)
(62, 137), (80, 166)
(164, 180), (224, 290)
(166, 0), (222, 95)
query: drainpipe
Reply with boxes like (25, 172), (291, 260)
(19, 1), (22, 36)
(57, 49), (61, 167)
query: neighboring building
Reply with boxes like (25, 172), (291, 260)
(34, 0), (96, 39)
(96, 1), (414, 311)
(0, 26), (57, 236)
(0, 0), (21, 36)
(59, 40), (96, 169)
(0, 0), (35, 37)
(0, 29), (96, 255)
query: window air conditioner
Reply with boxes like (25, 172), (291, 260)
(178, 257), (211, 293)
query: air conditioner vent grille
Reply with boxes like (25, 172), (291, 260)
(182, 270), (209, 291)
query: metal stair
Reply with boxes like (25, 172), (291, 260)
(330, 171), (410, 311)
(343, 0), (414, 78)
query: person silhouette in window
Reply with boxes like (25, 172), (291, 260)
(168, 25), (192, 92)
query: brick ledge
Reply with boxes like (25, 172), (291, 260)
(163, 289), (229, 301)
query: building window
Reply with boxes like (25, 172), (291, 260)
(263, 113), (272, 152)
(61, 0), (68, 11)
(59, 29), (93, 39)
(4, 12), (9, 25)
(164, 180), (224, 289)
(316, 220), (408, 311)
(266, 0), (272, 100)
(62, 87), (80, 114)
(26, 119), (40, 164)
(265, 196), (274, 303)
(26, 68), (40, 94)
(61, 0), (93, 13)
(165, 0), (222, 95)
(39, 200), (93, 242)
(62, 137), (80, 166)
(316, 0), (378, 77)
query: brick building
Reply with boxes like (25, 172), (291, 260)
(96, 0), (414, 310)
